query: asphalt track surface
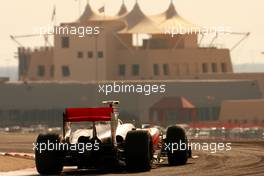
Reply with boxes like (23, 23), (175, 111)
(1, 141), (264, 176)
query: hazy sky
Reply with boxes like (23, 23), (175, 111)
(0, 0), (264, 67)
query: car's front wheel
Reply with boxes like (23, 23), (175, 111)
(166, 126), (188, 166)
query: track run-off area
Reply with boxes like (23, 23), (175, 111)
(0, 141), (264, 176)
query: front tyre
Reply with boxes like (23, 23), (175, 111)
(166, 126), (188, 166)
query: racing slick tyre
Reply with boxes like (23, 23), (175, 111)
(35, 133), (64, 175)
(125, 130), (153, 172)
(166, 126), (188, 166)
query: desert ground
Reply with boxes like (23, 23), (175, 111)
(0, 156), (34, 172)
(0, 133), (36, 172)
(0, 133), (264, 176)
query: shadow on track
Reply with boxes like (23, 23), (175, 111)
(61, 161), (195, 176)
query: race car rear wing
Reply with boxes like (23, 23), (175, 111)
(62, 101), (120, 146)
(64, 107), (113, 122)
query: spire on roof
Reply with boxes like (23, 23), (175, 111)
(79, 3), (93, 20)
(78, 2), (103, 22)
(117, 0), (128, 16)
(122, 2), (146, 28)
(165, 0), (179, 19)
(119, 2), (161, 34)
(155, 1), (201, 33)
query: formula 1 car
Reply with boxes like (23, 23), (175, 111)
(35, 101), (191, 175)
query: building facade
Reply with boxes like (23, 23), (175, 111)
(0, 80), (262, 127)
(18, 2), (233, 82)
(220, 99), (264, 125)
(12, 1), (264, 126)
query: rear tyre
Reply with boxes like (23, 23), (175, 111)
(125, 130), (153, 172)
(35, 133), (64, 175)
(166, 126), (188, 166)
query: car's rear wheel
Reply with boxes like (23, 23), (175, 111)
(125, 130), (153, 172)
(166, 126), (188, 166)
(35, 133), (64, 175)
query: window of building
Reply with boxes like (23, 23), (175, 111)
(97, 51), (104, 58)
(87, 51), (93, 58)
(182, 63), (190, 75)
(153, 64), (159, 76)
(174, 64), (180, 75)
(37, 65), (45, 77)
(221, 63), (227, 73)
(195, 63), (199, 74)
(61, 37), (69, 48)
(202, 63), (208, 73)
(77, 51), (83, 58)
(62, 66), (70, 77)
(118, 64), (126, 76)
(132, 64), (140, 76)
(253, 119), (259, 124)
(211, 63), (217, 73)
(163, 64), (169, 76)
(50, 65), (54, 77)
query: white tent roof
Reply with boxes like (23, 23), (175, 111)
(152, 2), (201, 33)
(76, 2), (200, 34)
(118, 2), (162, 34)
